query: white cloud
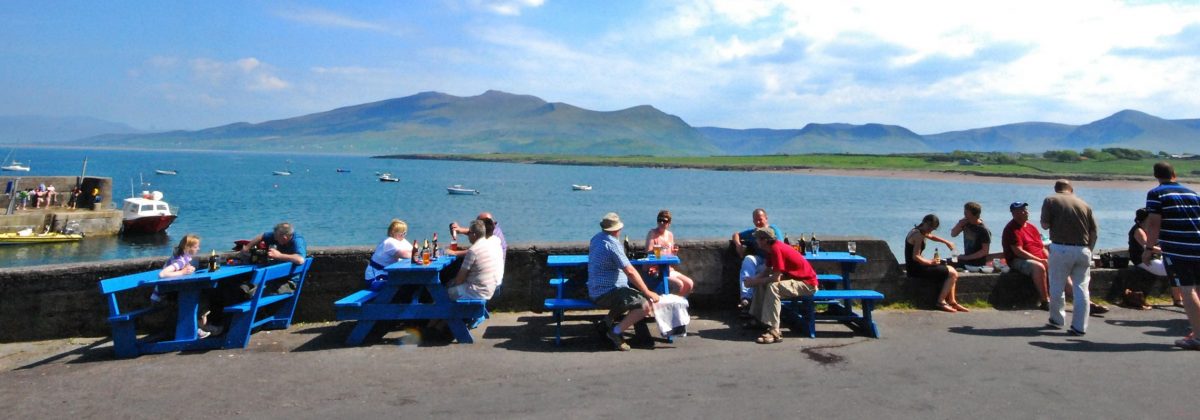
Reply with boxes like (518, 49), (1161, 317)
(473, 0), (545, 16)
(274, 7), (393, 33)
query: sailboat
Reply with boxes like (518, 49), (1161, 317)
(1, 150), (30, 172)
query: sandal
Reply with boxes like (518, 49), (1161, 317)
(755, 330), (783, 344)
(1174, 300), (1185, 308)
(949, 302), (970, 312)
(936, 302), (958, 313)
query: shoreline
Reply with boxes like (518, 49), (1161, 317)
(381, 154), (1164, 190)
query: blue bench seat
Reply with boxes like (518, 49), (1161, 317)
(783, 289), (884, 339)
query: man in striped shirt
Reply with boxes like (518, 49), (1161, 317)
(1143, 162), (1200, 350)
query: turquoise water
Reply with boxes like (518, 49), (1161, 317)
(1, 147), (1148, 268)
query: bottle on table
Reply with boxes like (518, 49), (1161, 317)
(432, 233), (439, 259)
(448, 223), (459, 251)
(208, 249), (219, 271)
(422, 239), (431, 264)
(624, 235), (633, 259)
(411, 240), (422, 264)
(799, 233), (808, 254)
(933, 247), (942, 265)
(810, 232), (820, 255)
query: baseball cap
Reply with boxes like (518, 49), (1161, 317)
(1009, 202), (1029, 210)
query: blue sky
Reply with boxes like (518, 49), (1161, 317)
(2, 0), (1199, 134)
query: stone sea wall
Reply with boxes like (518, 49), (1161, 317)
(0, 237), (1143, 342)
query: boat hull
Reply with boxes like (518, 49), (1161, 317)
(122, 215), (177, 234)
(447, 188), (479, 195)
(1, 166), (30, 172)
(0, 233), (83, 245)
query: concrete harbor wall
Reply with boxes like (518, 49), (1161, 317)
(0, 237), (1144, 342)
(1, 176), (119, 235)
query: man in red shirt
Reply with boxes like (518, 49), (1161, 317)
(744, 228), (818, 344)
(1001, 202), (1050, 309)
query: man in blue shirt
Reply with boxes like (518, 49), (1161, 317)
(732, 208), (784, 309)
(588, 212), (660, 351)
(244, 222), (307, 265)
(1142, 162), (1200, 350)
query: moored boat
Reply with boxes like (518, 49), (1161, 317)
(154, 169), (178, 175)
(378, 173), (400, 182)
(1, 150), (30, 171)
(447, 185), (479, 195)
(336, 168), (351, 173)
(121, 191), (177, 234)
(572, 184), (592, 191)
(0, 230), (83, 245)
(272, 170), (292, 176)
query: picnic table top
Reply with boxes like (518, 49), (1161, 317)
(383, 255), (456, 272)
(547, 254), (680, 267)
(135, 264), (256, 287)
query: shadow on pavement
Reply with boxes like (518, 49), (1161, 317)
(1105, 317), (1190, 338)
(947, 325), (1049, 338)
(1028, 339), (1176, 352)
(14, 338), (114, 370)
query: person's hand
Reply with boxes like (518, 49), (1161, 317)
(183, 265), (196, 274)
(955, 218), (968, 229)
(267, 248), (283, 259)
(946, 243), (956, 252)
(450, 222), (460, 232)
(643, 291), (660, 304)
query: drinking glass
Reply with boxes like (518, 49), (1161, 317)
(653, 246), (662, 259)
(847, 241), (857, 255)
(422, 250), (431, 265)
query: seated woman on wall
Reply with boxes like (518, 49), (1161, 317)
(644, 209), (694, 297)
(905, 214), (967, 313)
(1128, 208), (1183, 307)
(363, 219), (414, 291)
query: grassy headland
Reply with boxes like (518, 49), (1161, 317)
(380, 151), (1200, 182)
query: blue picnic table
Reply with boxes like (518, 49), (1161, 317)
(788, 251), (883, 338)
(336, 255), (488, 345)
(544, 254), (680, 345)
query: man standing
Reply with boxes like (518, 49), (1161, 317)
(951, 201), (992, 268)
(731, 208), (785, 309)
(450, 212), (507, 260)
(1001, 202), (1050, 309)
(743, 228), (818, 344)
(1040, 180), (1098, 335)
(1142, 162), (1200, 349)
(588, 212), (660, 351)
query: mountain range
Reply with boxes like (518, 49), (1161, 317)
(5, 91), (1200, 155)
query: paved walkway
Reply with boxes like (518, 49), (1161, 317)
(1, 307), (1195, 419)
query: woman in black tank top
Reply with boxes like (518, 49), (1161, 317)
(905, 214), (966, 312)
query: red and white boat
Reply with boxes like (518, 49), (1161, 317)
(120, 191), (177, 234)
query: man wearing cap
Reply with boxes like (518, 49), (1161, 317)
(732, 208), (785, 310)
(1142, 162), (1200, 349)
(1001, 202), (1050, 309)
(1041, 179), (1098, 335)
(588, 212), (660, 351)
(743, 227), (818, 344)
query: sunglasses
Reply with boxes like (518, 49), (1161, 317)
(658, 219), (671, 223)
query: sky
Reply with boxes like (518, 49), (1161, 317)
(2, 0), (1200, 134)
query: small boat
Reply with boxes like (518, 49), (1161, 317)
(1, 150), (30, 171)
(378, 173), (400, 182)
(120, 191), (177, 234)
(0, 229), (83, 245)
(272, 170), (292, 176)
(572, 184), (592, 191)
(447, 185), (480, 195)
(154, 169), (178, 175)
(336, 168), (351, 173)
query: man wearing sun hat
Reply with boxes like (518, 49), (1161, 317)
(1001, 201), (1050, 309)
(588, 212), (661, 351)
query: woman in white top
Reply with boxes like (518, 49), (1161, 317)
(645, 209), (694, 297)
(447, 219), (504, 300)
(363, 219), (414, 290)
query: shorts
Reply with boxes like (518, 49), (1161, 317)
(1165, 256), (1200, 287)
(1011, 258), (1040, 276)
(592, 287), (647, 313)
(907, 264), (951, 283)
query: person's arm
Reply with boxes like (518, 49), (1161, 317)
(962, 242), (989, 261)
(908, 233), (935, 266)
(451, 249), (475, 286)
(950, 218), (967, 237)
(1010, 242), (1045, 263)
(243, 234), (264, 253)
(732, 231), (746, 259)
(159, 260), (195, 278)
(1143, 214), (1162, 265)
(645, 230), (656, 252)
(395, 240), (413, 260)
(622, 264), (659, 303)
(925, 233), (956, 252)
(1040, 200), (1052, 230)
(1087, 208), (1098, 250)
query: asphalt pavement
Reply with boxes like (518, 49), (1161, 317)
(1, 306), (1195, 419)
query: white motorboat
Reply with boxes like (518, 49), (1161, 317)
(447, 185), (480, 195)
(378, 173), (399, 182)
(272, 170), (292, 176)
(1, 150), (29, 171)
(121, 191), (177, 234)
(154, 169), (178, 175)
(572, 184), (592, 191)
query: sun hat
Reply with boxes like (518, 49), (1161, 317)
(600, 212), (624, 232)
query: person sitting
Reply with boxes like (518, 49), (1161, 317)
(731, 208), (784, 310)
(950, 201), (991, 268)
(743, 228), (819, 344)
(905, 214), (967, 312)
(588, 212), (660, 351)
(1125, 208), (1178, 308)
(363, 219), (414, 291)
(1001, 202), (1051, 310)
(449, 212), (506, 260)
(644, 209), (694, 297)
(239, 222), (307, 293)
(446, 220), (504, 301)
(156, 234), (220, 337)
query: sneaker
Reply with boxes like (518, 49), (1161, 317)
(1038, 301), (1049, 311)
(197, 328), (211, 339)
(1045, 319), (1063, 329)
(1174, 337), (1200, 350)
(1067, 327), (1086, 336)
(606, 328), (630, 352)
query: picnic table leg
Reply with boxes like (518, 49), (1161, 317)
(174, 290), (201, 341)
(427, 282), (475, 344)
(110, 321), (140, 358)
(345, 285), (401, 346)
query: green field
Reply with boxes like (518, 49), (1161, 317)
(396, 153), (1200, 180)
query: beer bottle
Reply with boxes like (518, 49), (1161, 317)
(209, 249), (219, 271)
(810, 232), (820, 254)
(432, 233), (439, 259)
(784, 234), (791, 246)
(449, 224), (458, 251)
(624, 235), (633, 259)
(799, 233), (808, 254)
(933, 247), (941, 264)
(411, 240), (421, 264)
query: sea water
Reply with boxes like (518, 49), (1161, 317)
(0, 147), (1148, 268)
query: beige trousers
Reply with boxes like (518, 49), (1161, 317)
(751, 279), (817, 329)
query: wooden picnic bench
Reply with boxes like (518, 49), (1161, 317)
(99, 258), (313, 358)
